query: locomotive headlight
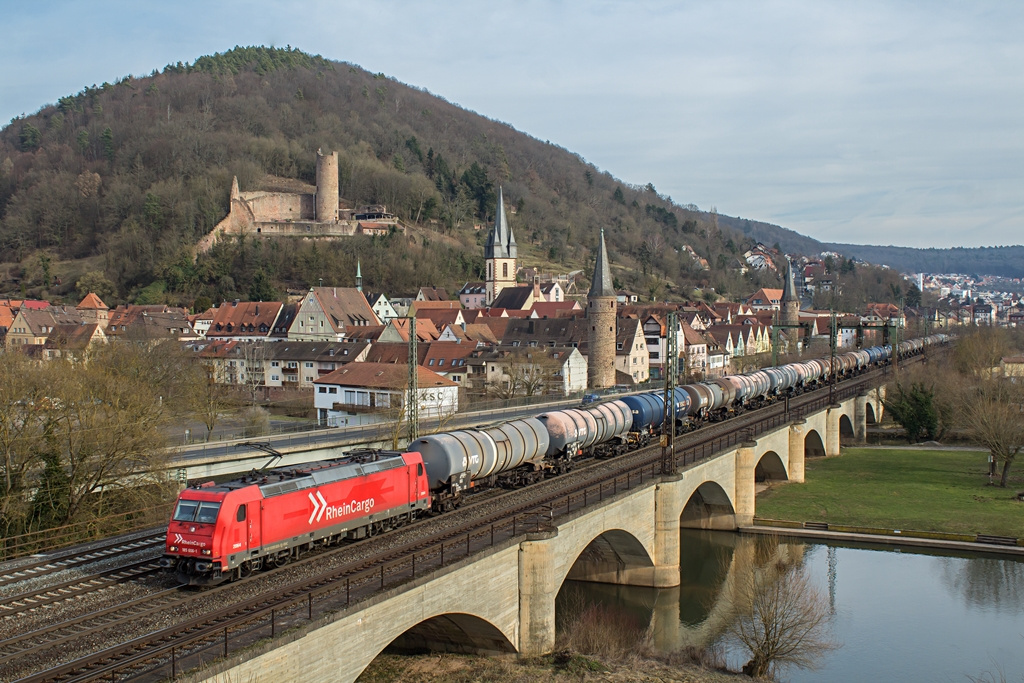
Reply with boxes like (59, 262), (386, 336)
(169, 546), (178, 552)
(202, 549), (212, 555)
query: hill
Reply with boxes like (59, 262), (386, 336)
(719, 214), (1024, 279)
(1, 46), (781, 306)
(0, 46), (956, 308)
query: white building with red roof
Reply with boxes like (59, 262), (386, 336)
(313, 362), (458, 427)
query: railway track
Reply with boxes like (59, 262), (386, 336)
(6, 361), (909, 682)
(0, 532), (165, 590)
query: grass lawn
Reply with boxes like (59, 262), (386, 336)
(756, 447), (1024, 538)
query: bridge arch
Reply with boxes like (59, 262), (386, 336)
(562, 529), (655, 587)
(804, 429), (826, 458)
(374, 612), (516, 656)
(680, 481), (736, 530)
(838, 414), (855, 442)
(865, 402), (877, 424)
(755, 450), (788, 482)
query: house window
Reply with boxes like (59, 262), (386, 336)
(271, 375), (279, 381)
(319, 386), (327, 393)
(502, 263), (508, 278)
(271, 361), (280, 367)
(428, 359), (434, 366)
(329, 387), (337, 394)
(438, 359), (445, 366)
(305, 362), (314, 368)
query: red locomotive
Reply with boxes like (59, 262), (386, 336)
(161, 450), (430, 585)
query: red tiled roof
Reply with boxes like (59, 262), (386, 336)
(77, 292), (108, 310)
(530, 301), (581, 318)
(207, 301), (283, 337)
(410, 300), (462, 311)
(315, 362), (456, 389)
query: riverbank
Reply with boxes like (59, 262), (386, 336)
(358, 653), (745, 682)
(755, 447), (1024, 539)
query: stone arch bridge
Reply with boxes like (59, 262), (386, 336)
(199, 389), (883, 683)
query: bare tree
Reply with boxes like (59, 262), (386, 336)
(486, 352), (559, 400)
(947, 327), (1024, 485)
(22, 344), (176, 529)
(188, 367), (231, 442)
(241, 340), (268, 406)
(728, 543), (838, 679)
(0, 353), (50, 537)
(957, 379), (1024, 487)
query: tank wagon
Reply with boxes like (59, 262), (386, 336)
(163, 333), (948, 584)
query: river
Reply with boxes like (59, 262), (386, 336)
(557, 530), (1024, 682)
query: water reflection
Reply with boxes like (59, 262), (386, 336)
(937, 555), (1024, 613)
(557, 530), (1024, 682)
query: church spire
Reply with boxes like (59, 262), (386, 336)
(356, 259), (363, 293)
(781, 256), (800, 328)
(782, 257), (798, 304)
(589, 229), (615, 298)
(484, 187), (516, 260)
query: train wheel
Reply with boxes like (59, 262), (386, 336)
(237, 562), (253, 579)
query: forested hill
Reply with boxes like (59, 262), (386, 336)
(2, 45), (999, 310)
(823, 244), (1024, 279)
(0, 46), (785, 306)
(720, 212), (1024, 279)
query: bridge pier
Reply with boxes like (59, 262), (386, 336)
(648, 477), (683, 587)
(733, 441), (757, 526)
(825, 406), (841, 456)
(519, 532), (558, 655)
(788, 419), (806, 483)
(854, 393), (868, 443)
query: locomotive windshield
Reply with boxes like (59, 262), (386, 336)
(173, 500), (222, 524)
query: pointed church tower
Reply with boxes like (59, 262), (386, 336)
(781, 257), (800, 328)
(587, 229), (617, 390)
(356, 259), (363, 293)
(484, 187), (517, 306)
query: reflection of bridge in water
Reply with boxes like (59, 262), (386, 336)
(200, 386), (883, 683)
(560, 531), (807, 653)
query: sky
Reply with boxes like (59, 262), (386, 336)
(2, 1), (1022, 249)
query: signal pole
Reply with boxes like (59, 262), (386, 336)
(407, 316), (419, 443)
(829, 308), (837, 406)
(661, 312), (678, 475)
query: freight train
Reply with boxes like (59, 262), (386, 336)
(161, 334), (947, 584)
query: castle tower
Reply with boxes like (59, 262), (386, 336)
(587, 229), (617, 390)
(484, 187), (517, 306)
(315, 148), (339, 223)
(781, 257), (800, 329)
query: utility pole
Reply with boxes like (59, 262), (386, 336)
(661, 312), (678, 475)
(407, 316), (419, 443)
(829, 308), (837, 405)
(893, 296), (904, 384)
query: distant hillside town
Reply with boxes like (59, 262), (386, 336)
(4, 190), (1022, 431)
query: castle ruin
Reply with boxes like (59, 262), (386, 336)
(197, 149), (401, 253)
